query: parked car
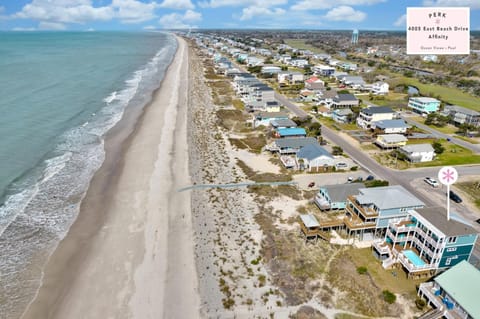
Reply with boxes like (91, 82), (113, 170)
(308, 182), (315, 188)
(424, 177), (439, 188)
(347, 177), (354, 183)
(366, 175), (375, 181)
(449, 191), (462, 203)
(336, 162), (348, 169)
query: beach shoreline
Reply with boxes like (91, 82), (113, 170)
(21, 36), (200, 319)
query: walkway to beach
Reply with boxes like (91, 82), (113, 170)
(178, 181), (297, 192)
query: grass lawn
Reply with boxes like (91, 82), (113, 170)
(283, 39), (323, 54)
(416, 141), (480, 167)
(389, 76), (480, 111)
(317, 117), (358, 131)
(345, 248), (423, 296)
(456, 182), (480, 210)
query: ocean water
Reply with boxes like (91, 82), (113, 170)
(0, 31), (177, 317)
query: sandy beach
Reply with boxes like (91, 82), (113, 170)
(21, 37), (200, 319)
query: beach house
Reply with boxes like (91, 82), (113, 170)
(357, 106), (395, 129)
(443, 105), (480, 128)
(332, 108), (354, 123)
(398, 144), (435, 163)
(314, 183), (365, 211)
(274, 127), (307, 138)
(374, 134), (408, 149)
(344, 185), (424, 241)
(270, 119), (297, 129)
(296, 143), (334, 171)
(371, 119), (410, 135)
(331, 94), (359, 109)
(253, 112), (289, 128)
(372, 207), (478, 279)
(418, 260), (480, 319)
(304, 76), (325, 90)
(408, 97), (441, 115)
(267, 137), (318, 154)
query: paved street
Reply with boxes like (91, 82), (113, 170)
(403, 116), (480, 153)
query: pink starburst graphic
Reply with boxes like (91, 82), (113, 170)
(442, 169), (455, 183)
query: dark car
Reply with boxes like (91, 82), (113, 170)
(449, 191), (462, 203)
(308, 182), (315, 188)
(366, 175), (375, 181)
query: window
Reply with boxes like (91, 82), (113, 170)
(447, 237), (457, 244)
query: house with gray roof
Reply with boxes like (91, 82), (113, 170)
(371, 119), (410, 134)
(345, 185), (424, 240)
(315, 183), (365, 211)
(296, 143), (334, 171)
(398, 143), (435, 162)
(443, 104), (480, 128)
(332, 108), (354, 123)
(374, 134), (408, 149)
(373, 207), (478, 280)
(357, 106), (395, 128)
(418, 261), (480, 318)
(270, 118), (297, 129)
(268, 137), (318, 154)
(331, 93), (359, 109)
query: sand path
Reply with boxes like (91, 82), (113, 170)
(21, 37), (199, 319)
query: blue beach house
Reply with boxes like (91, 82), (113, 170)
(274, 127), (307, 138)
(314, 183), (365, 211)
(418, 260), (480, 319)
(344, 185), (424, 241)
(373, 207), (478, 279)
(408, 97), (441, 115)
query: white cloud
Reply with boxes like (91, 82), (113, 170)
(323, 5), (366, 22)
(200, 0), (287, 8)
(159, 0), (195, 10)
(13, 0), (159, 26)
(14, 0), (114, 23)
(111, 0), (158, 23)
(159, 9), (202, 29)
(394, 14), (406, 27)
(39, 21), (67, 30)
(239, 6), (286, 20)
(423, 0), (480, 9)
(292, 0), (385, 11)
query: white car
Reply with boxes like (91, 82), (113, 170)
(336, 162), (348, 169)
(424, 177), (439, 188)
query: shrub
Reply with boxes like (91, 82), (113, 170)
(350, 166), (358, 171)
(415, 298), (427, 310)
(382, 290), (396, 304)
(357, 266), (368, 275)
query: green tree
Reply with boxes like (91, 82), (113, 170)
(432, 141), (445, 154)
(332, 146), (343, 155)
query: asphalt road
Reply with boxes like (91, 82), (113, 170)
(276, 93), (480, 264)
(403, 116), (480, 154)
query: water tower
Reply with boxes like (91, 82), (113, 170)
(352, 29), (359, 45)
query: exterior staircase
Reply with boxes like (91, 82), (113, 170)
(418, 307), (445, 319)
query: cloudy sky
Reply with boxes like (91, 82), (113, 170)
(0, 0), (479, 31)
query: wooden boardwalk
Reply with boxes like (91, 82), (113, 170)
(178, 181), (298, 192)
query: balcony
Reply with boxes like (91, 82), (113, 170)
(419, 283), (465, 319)
(314, 195), (331, 210)
(346, 196), (378, 218)
(343, 215), (376, 230)
(390, 219), (416, 233)
(372, 239), (390, 255)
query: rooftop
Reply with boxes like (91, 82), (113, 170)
(413, 207), (478, 237)
(335, 93), (358, 102)
(356, 185), (424, 210)
(275, 137), (318, 149)
(300, 214), (320, 228)
(373, 119), (410, 129)
(256, 111), (289, 119)
(435, 261), (480, 319)
(410, 97), (440, 103)
(362, 106), (395, 115)
(377, 134), (408, 143)
(270, 119), (297, 128)
(277, 127), (307, 136)
(321, 183), (365, 203)
(400, 143), (435, 153)
(297, 143), (333, 161)
(445, 104), (480, 116)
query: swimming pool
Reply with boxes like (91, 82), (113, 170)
(403, 250), (426, 266)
